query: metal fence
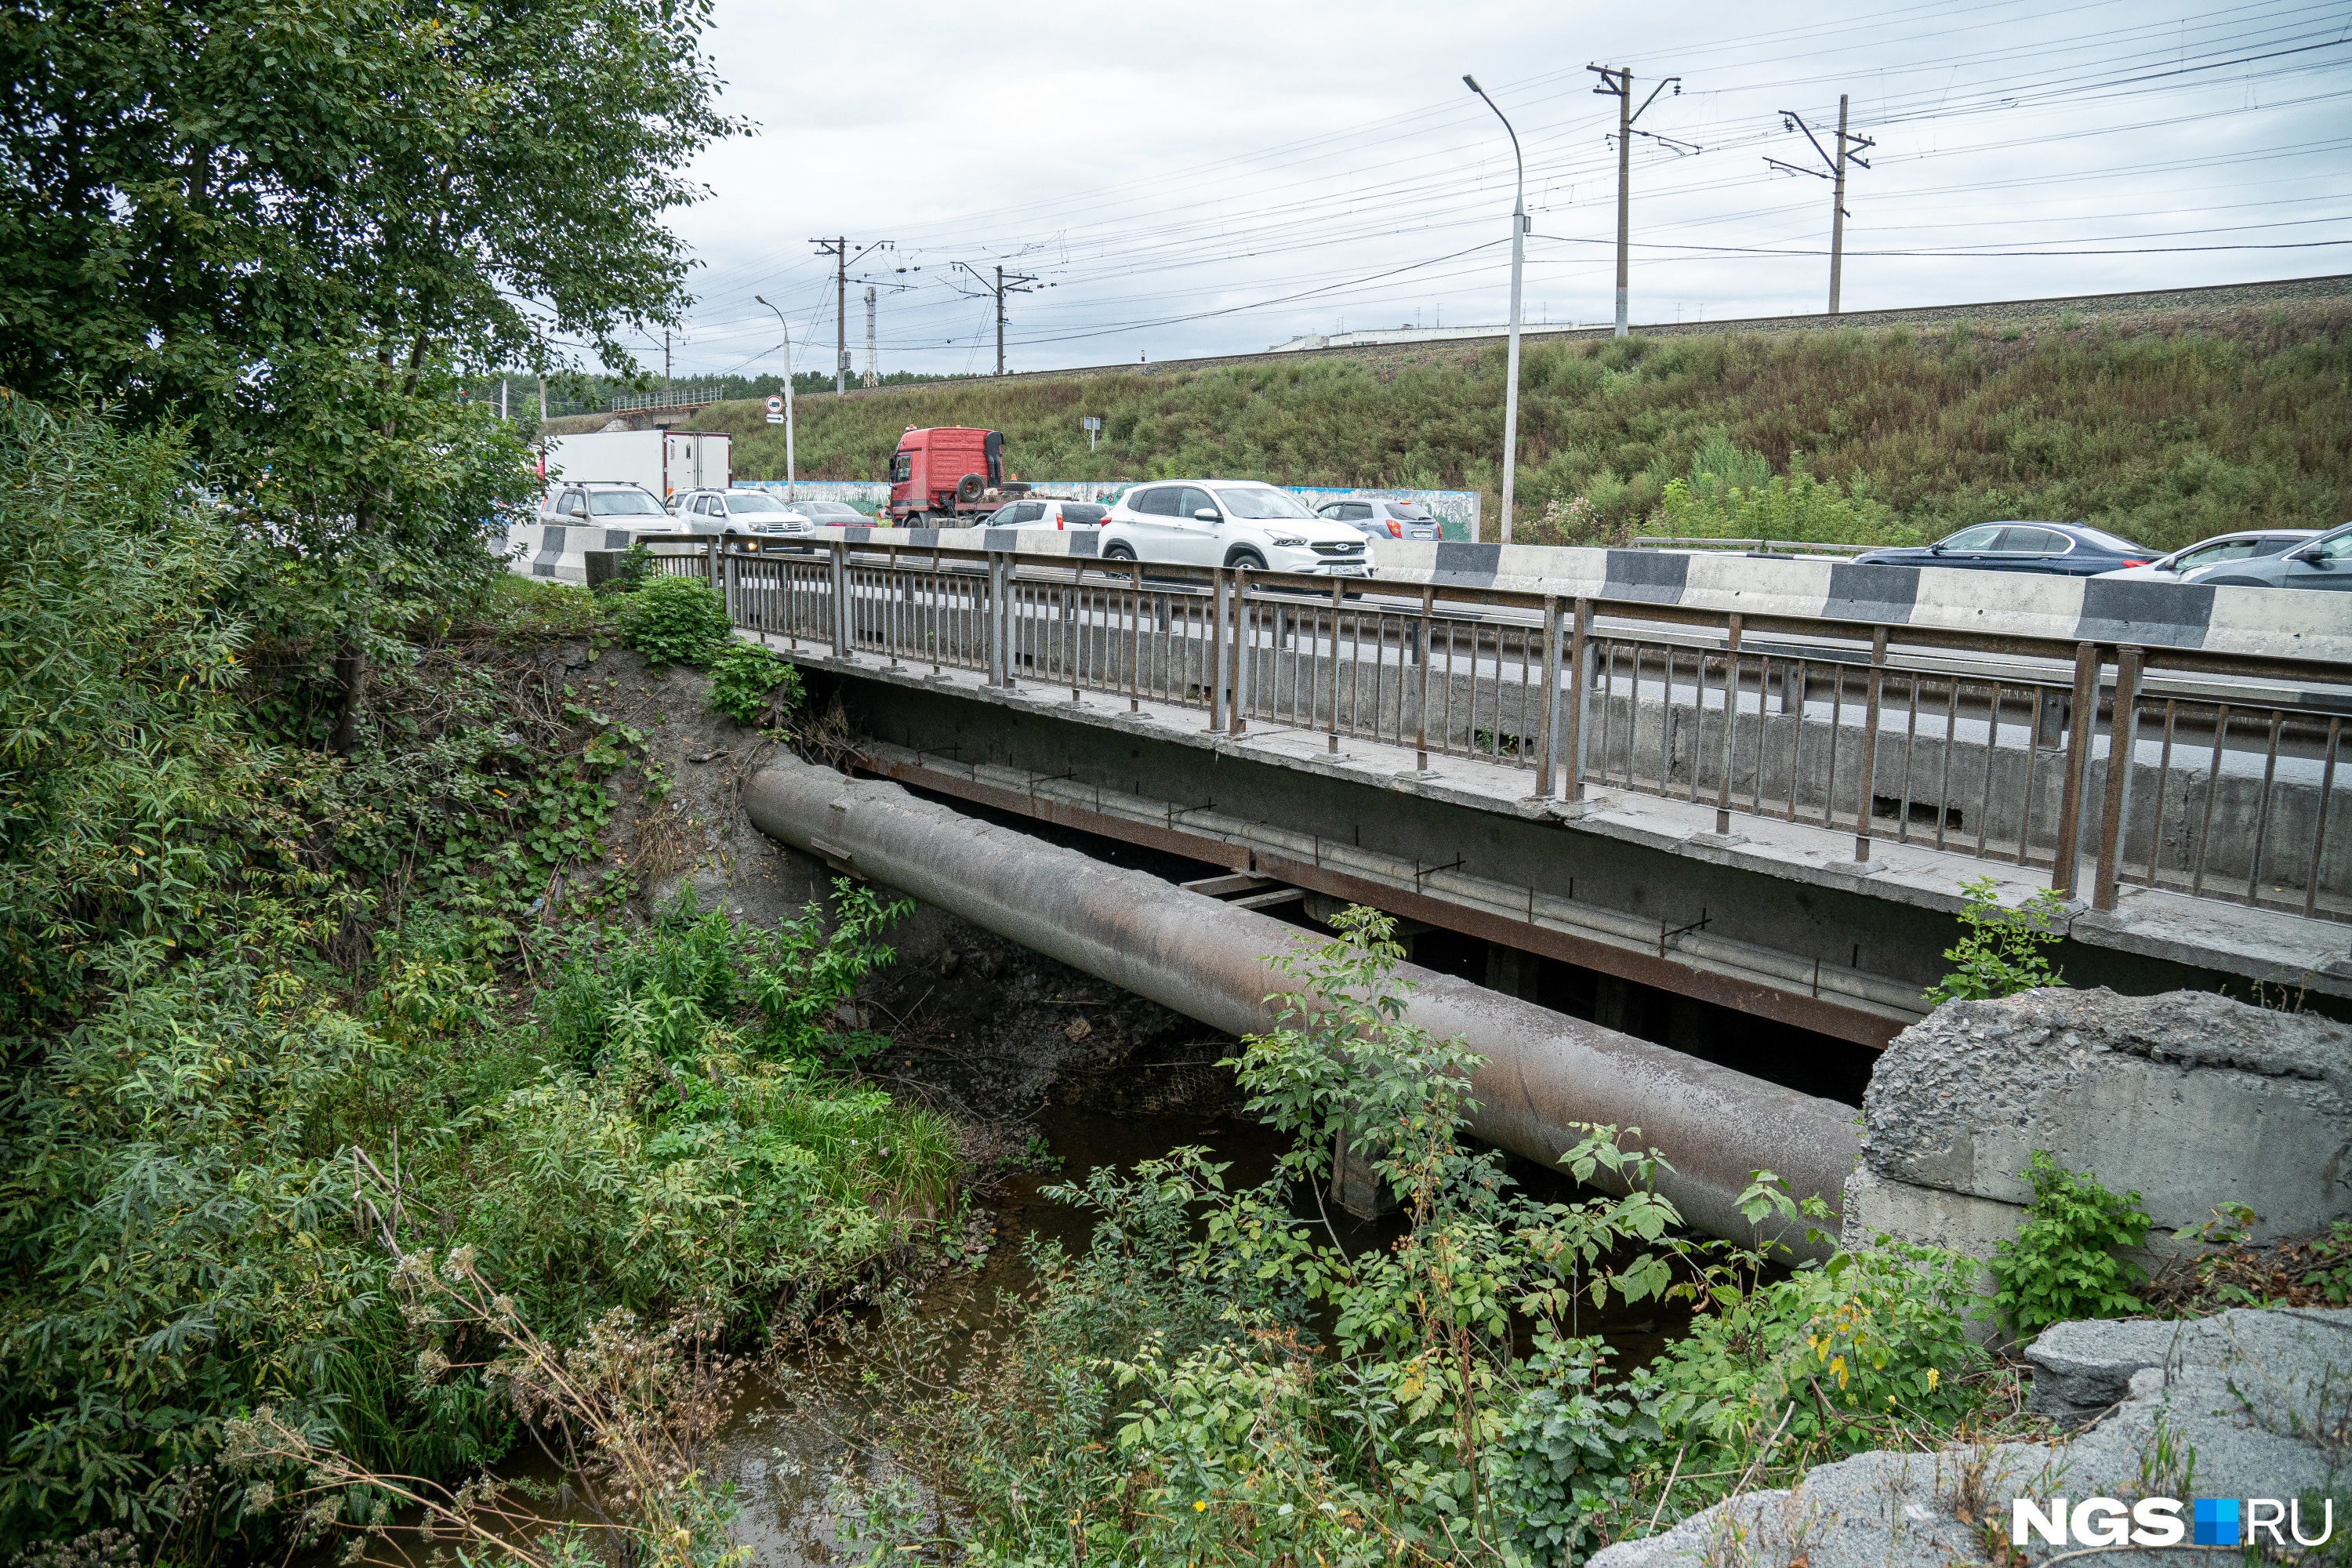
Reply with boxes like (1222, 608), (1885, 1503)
(648, 535), (2352, 925)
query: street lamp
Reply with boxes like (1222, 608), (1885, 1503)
(753, 293), (797, 498)
(1465, 74), (1526, 545)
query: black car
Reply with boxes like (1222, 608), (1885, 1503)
(1853, 522), (2157, 577)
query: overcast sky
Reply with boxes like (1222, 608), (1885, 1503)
(637, 0), (2352, 381)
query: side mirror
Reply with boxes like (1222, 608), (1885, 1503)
(565, 503), (586, 519)
(1194, 508), (1221, 524)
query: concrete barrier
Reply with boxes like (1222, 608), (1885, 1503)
(503, 521), (661, 584)
(1321, 542), (2352, 664)
(1843, 987), (2352, 1293)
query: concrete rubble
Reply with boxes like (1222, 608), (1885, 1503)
(1843, 988), (2352, 1281)
(1591, 1305), (2352, 1568)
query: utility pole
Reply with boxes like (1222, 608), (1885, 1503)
(754, 294), (798, 497)
(956, 262), (1040, 376)
(1766, 94), (1874, 314)
(499, 377), (508, 421)
(1465, 74), (1526, 544)
(1588, 64), (1684, 337)
(663, 328), (671, 405)
(863, 285), (878, 387)
(811, 238), (895, 394)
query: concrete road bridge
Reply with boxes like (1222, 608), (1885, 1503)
(511, 523), (2352, 1234)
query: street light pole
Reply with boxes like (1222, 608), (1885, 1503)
(753, 294), (797, 499)
(1465, 74), (1526, 545)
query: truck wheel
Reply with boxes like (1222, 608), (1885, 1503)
(955, 473), (985, 503)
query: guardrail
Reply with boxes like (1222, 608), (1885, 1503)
(641, 535), (2352, 926)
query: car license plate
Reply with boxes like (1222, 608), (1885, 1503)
(1327, 564), (1370, 576)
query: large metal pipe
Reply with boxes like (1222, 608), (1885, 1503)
(746, 755), (1860, 1253)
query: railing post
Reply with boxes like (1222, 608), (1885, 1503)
(1853, 626), (1888, 862)
(1565, 597), (1593, 803)
(2052, 641), (2102, 898)
(1204, 568), (1227, 731)
(1326, 578), (1344, 752)
(2092, 645), (2143, 913)
(1228, 567), (1250, 736)
(985, 553), (1007, 687)
(829, 540), (849, 659)
(1414, 584), (1435, 771)
(997, 557), (1025, 691)
(1716, 614), (1743, 836)
(1534, 595), (1562, 798)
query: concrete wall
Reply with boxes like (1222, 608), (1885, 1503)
(1844, 987), (2352, 1294)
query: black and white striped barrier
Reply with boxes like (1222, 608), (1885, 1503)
(503, 521), (658, 583)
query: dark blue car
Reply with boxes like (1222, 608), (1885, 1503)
(1854, 521), (2157, 577)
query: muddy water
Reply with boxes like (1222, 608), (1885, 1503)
(676, 1101), (1294, 1561)
(676, 1099), (1686, 1562)
(437, 1093), (1684, 1564)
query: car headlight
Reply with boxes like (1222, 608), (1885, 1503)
(1266, 534), (1306, 547)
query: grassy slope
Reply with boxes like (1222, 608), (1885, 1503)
(691, 301), (2352, 553)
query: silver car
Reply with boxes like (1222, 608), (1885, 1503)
(2181, 519), (2352, 590)
(541, 481), (673, 529)
(1316, 497), (1443, 543)
(2093, 528), (2319, 583)
(676, 488), (814, 549)
(792, 499), (871, 527)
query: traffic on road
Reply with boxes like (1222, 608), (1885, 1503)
(532, 420), (2352, 593)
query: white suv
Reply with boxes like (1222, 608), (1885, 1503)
(677, 488), (814, 548)
(1098, 481), (1372, 575)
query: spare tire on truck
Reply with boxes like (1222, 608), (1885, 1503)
(955, 473), (985, 504)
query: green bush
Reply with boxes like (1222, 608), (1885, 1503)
(707, 641), (803, 726)
(1990, 1151), (2153, 1337)
(1924, 876), (2068, 1006)
(619, 574), (733, 666)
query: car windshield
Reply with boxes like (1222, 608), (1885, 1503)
(588, 491), (665, 517)
(1390, 504), (1435, 521)
(1212, 485), (1312, 520)
(724, 492), (791, 514)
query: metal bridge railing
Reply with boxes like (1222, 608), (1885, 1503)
(641, 535), (2352, 926)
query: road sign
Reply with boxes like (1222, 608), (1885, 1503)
(1081, 416), (1101, 430)
(766, 394), (784, 412)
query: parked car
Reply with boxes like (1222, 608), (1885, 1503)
(2092, 528), (2321, 583)
(541, 481), (675, 529)
(2184, 519), (2352, 590)
(1853, 522), (2155, 576)
(674, 488), (814, 547)
(1315, 497), (1443, 543)
(1098, 481), (1372, 575)
(977, 497), (1109, 529)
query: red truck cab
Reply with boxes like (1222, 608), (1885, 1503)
(887, 426), (1022, 522)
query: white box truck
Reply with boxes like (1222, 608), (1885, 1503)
(541, 429), (731, 508)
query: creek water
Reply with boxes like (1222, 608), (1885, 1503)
(395, 1096), (1684, 1563)
(661, 1098), (1683, 1563)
